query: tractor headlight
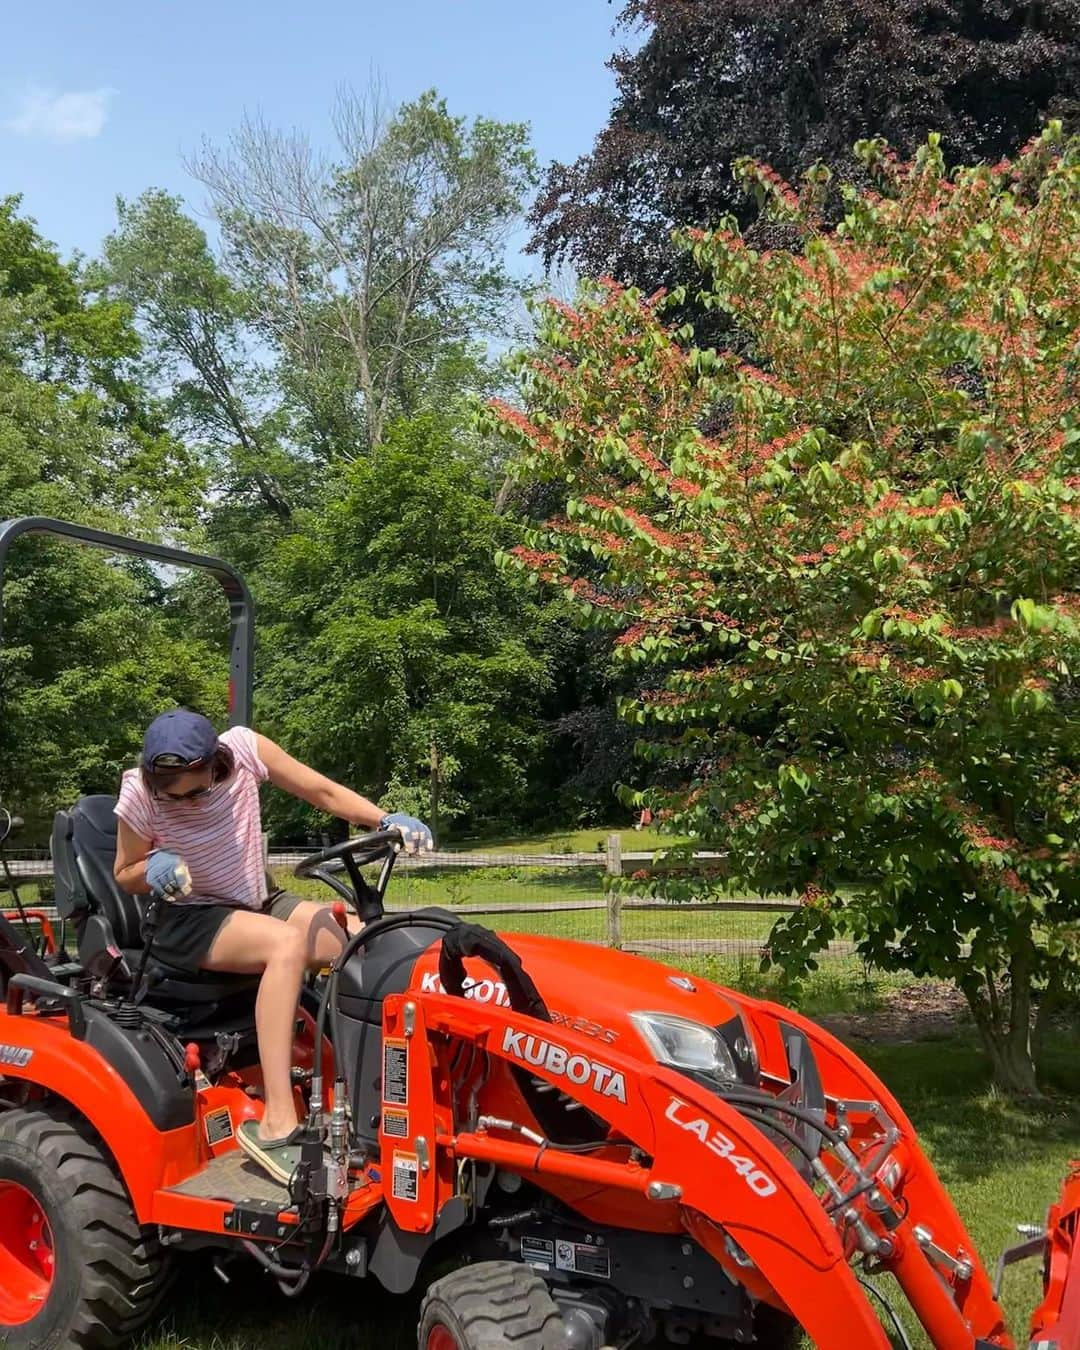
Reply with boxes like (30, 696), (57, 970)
(631, 1011), (739, 1085)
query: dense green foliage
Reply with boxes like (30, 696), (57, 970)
(1, 93), (628, 840)
(493, 128), (1080, 1091)
(0, 198), (225, 829)
(253, 415), (554, 837)
(530, 0), (1080, 305)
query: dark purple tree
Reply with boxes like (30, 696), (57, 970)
(530, 0), (1080, 296)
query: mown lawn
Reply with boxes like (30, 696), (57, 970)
(447, 822), (688, 855)
(850, 1036), (1080, 1349)
(280, 855), (787, 952)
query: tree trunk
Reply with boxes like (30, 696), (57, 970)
(977, 1023), (1041, 1097)
(494, 472), (514, 515)
(429, 741), (440, 842)
(962, 952), (1041, 1097)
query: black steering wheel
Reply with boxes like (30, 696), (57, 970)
(293, 828), (403, 923)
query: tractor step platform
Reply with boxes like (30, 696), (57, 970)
(165, 1150), (291, 1205)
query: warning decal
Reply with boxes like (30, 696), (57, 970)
(520, 1236), (555, 1271)
(383, 1039), (408, 1105)
(204, 1108), (233, 1147)
(392, 1151), (419, 1202)
(555, 1239), (611, 1279)
(382, 1108), (409, 1139)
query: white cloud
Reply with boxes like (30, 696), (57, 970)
(4, 86), (115, 142)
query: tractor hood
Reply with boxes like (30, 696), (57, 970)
(407, 931), (759, 1083)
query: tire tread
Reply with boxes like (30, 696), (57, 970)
(0, 1102), (169, 1348)
(418, 1261), (566, 1348)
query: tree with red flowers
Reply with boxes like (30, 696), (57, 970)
(485, 126), (1080, 1095)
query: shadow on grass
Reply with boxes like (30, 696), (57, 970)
(141, 1257), (417, 1350)
(402, 865), (606, 894)
(859, 1034), (1080, 1186)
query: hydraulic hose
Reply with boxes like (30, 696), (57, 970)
(717, 1088), (846, 1149)
(310, 911), (463, 1123)
(241, 1225), (335, 1299)
(730, 1106), (822, 1166)
(240, 1239), (308, 1286)
(856, 1275), (915, 1350)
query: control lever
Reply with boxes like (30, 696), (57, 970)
(184, 1042), (211, 1091)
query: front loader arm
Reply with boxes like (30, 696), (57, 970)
(1027, 1163), (1080, 1350)
(384, 989), (1019, 1350)
(737, 996), (1013, 1348)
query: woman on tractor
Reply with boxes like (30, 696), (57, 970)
(113, 709), (432, 1181)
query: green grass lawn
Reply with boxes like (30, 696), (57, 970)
(448, 822), (689, 855)
(850, 1035), (1080, 1349)
(282, 858), (785, 949)
(2, 879), (40, 904)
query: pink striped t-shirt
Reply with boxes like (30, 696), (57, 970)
(115, 726), (270, 909)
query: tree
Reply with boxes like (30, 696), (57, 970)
(90, 94), (608, 838)
(253, 414), (553, 839)
(0, 199), (224, 831)
(529, 0), (1080, 300)
(190, 88), (537, 458)
(488, 127), (1080, 1094)
(99, 191), (296, 523)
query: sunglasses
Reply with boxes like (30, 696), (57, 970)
(160, 779), (216, 803)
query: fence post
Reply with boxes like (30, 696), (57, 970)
(606, 833), (622, 950)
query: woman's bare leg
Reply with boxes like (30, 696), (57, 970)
(284, 899), (362, 967)
(203, 911), (308, 1140)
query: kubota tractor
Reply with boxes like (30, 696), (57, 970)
(0, 517), (1077, 1350)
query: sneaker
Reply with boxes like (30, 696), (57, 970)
(236, 1120), (305, 1186)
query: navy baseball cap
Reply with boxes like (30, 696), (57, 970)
(143, 710), (220, 771)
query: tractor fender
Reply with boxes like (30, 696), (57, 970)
(369, 1197), (470, 1294)
(0, 1009), (197, 1220)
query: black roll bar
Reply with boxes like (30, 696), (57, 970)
(0, 516), (253, 725)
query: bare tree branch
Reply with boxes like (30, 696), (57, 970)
(187, 81), (536, 456)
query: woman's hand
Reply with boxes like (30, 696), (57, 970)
(145, 850), (192, 899)
(379, 812), (434, 854)
(252, 732), (434, 851)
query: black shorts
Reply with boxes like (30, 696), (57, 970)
(151, 890), (306, 972)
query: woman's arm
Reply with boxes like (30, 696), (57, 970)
(114, 818), (155, 893)
(255, 734), (383, 828)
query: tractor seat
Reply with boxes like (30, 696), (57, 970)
(51, 794), (259, 1006)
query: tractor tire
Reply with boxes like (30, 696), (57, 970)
(750, 1303), (802, 1348)
(0, 1102), (170, 1348)
(417, 1261), (566, 1349)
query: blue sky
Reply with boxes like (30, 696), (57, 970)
(1, 0), (626, 268)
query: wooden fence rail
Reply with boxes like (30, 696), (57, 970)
(2, 839), (810, 959)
